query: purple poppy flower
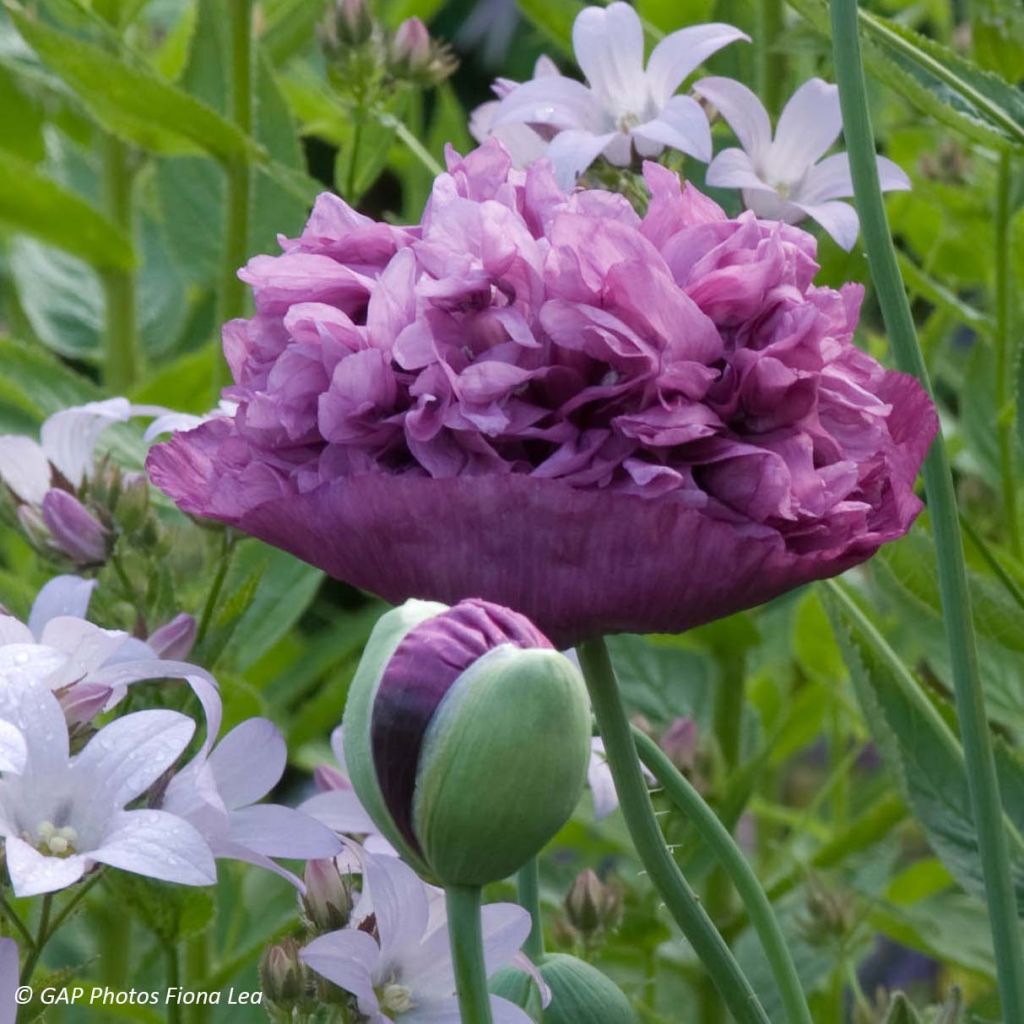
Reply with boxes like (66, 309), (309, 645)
(148, 141), (936, 646)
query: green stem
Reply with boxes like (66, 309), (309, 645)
(165, 943), (182, 1024)
(186, 931), (211, 1024)
(635, 730), (813, 1024)
(829, 10), (1024, 1014)
(100, 133), (138, 392)
(19, 894), (52, 986)
(445, 885), (494, 1024)
(959, 514), (1024, 613)
(216, 0), (254, 393)
(994, 151), (1019, 556)
(374, 109), (444, 177)
(197, 530), (235, 646)
(0, 891), (35, 951)
(756, 0), (784, 116)
(576, 638), (770, 1024)
(516, 858), (544, 962)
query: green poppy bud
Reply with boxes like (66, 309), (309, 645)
(540, 954), (637, 1024)
(342, 598), (591, 886)
(489, 966), (544, 1022)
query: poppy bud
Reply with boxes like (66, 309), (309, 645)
(539, 954), (636, 1024)
(342, 598), (591, 886)
(41, 490), (111, 567)
(489, 966), (544, 1022)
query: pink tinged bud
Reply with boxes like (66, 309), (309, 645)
(59, 682), (113, 726)
(564, 869), (622, 939)
(302, 858), (353, 933)
(41, 490), (110, 566)
(335, 0), (372, 45)
(148, 614), (197, 660)
(660, 717), (698, 774)
(313, 764), (348, 793)
(260, 938), (306, 1006)
(391, 17), (430, 68)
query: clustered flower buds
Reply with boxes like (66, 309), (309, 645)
(341, 597), (592, 886)
(321, 0), (456, 99)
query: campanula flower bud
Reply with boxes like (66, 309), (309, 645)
(390, 18), (430, 70)
(342, 598), (591, 886)
(333, 0), (372, 46)
(114, 472), (150, 533)
(539, 954), (636, 1024)
(302, 858), (353, 933)
(260, 937), (307, 1008)
(660, 716), (698, 775)
(41, 490), (111, 567)
(148, 614), (197, 661)
(564, 869), (622, 940)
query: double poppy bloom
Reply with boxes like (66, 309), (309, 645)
(148, 140), (935, 646)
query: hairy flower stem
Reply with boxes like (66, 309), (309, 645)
(829, 4), (1024, 1019)
(100, 133), (138, 392)
(165, 943), (182, 1024)
(216, 0), (254, 394)
(701, 660), (745, 1024)
(577, 637), (770, 1024)
(634, 729), (813, 1024)
(516, 858), (544, 961)
(19, 894), (52, 986)
(445, 885), (494, 1024)
(994, 152), (1020, 556)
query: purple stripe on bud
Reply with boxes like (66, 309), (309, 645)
(371, 598), (551, 851)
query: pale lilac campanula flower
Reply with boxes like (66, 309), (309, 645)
(470, 56), (560, 169)
(0, 575), (221, 743)
(149, 141), (936, 646)
(301, 850), (534, 1024)
(161, 718), (342, 888)
(695, 76), (911, 250)
(0, 680), (215, 897)
(0, 938), (17, 1024)
(489, 2), (748, 187)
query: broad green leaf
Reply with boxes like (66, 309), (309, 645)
(11, 217), (187, 361)
(0, 64), (43, 159)
(0, 149), (133, 268)
(8, 3), (260, 161)
(220, 543), (324, 672)
(786, 0), (1023, 152)
(874, 526), (1024, 655)
(823, 581), (1024, 917)
(155, 1), (309, 284)
(0, 335), (99, 421)
(262, 0), (327, 65)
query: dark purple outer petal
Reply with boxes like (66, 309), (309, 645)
(146, 441), (932, 647)
(370, 599), (551, 851)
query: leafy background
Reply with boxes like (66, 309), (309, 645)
(1, 0), (1023, 1020)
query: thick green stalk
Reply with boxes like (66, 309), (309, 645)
(100, 133), (138, 391)
(216, 0), (254, 393)
(994, 152), (1020, 556)
(516, 858), (544, 961)
(635, 730), (813, 1024)
(446, 886), (494, 1024)
(576, 638), (770, 1024)
(829, 4), (1024, 1018)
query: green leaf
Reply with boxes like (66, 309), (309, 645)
(882, 993), (925, 1024)
(7, 3), (260, 161)
(0, 335), (100, 421)
(222, 544), (324, 672)
(786, 0), (1023, 152)
(874, 526), (1024, 655)
(516, 0), (577, 57)
(0, 149), (133, 268)
(102, 874), (214, 945)
(822, 581), (1024, 917)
